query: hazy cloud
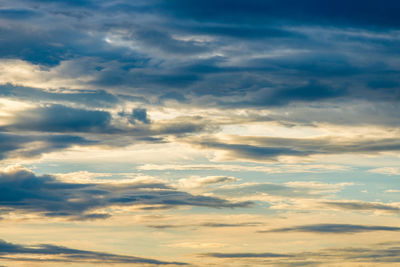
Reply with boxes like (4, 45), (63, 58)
(259, 224), (400, 234)
(188, 135), (400, 161)
(0, 239), (186, 265)
(322, 200), (400, 213)
(202, 243), (400, 265)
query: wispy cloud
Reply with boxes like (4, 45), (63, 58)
(368, 167), (400, 176)
(187, 135), (400, 161)
(202, 243), (400, 265)
(321, 200), (400, 213)
(0, 239), (186, 265)
(259, 224), (400, 234)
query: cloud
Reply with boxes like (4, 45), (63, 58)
(162, 0), (400, 28)
(385, 190), (400, 193)
(0, 166), (251, 220)
(202, 243), (400, 265)
(203, 252), (290, 258)
(212, 181), (351, 200)
(0, 132), (93, 160)
(0, 238), (186, 265)
(187, 135), (400, 161)
(119, 108), (151, 124)
(0, 0), (398, 115)
(0, 103), (219, 160)
(368, 167), (400, 176)
(3, 104), (111, 133)
(138, 163), (349, 173)
(0, 84), (120, 107)
(147, 222), (262, 230)
(321, 200), (400, 213)
(259, 224), (400, 234)
(178, 175), (239, 189)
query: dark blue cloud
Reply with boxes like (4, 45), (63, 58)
(0, 239), (186, 265)
(0, 132), (92, 160)
(0, 0), (398, 123)
(0, 167), (252, 219)
(130, 108), (150, 124)
(190, 136), (400, 161)
(202, 244), (400, 264)
(162, 0), (400, 28)
(0, 8), (37, 19)
(119, 108), (151, 125)
(322, 201), (400, 213)
(4, 104), (111, 132)
(0, 84), (119, 107)
(273, 81), (346, 102)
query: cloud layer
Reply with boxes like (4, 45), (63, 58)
(0, 166), (251, 220)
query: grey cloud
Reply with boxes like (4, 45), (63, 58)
(147, 222), (262, 229)
(131, 108), (150, 124)
(0, 106), (217, 160)
(0, 0), (398, 115)
(0, 8), (37, 19)
(202, 244), (400, 265)
(204, 252), (290, 258)
(119, 108), (151, 125)
(6, 104), (212, 137)
(133, 29), (211, 55)
(0, 132), (93, 160)
(0, 239), (186, 265)
(259, 224), (400, 234)
(189, 135), (400, 161)
(0, 167), (252, 220)
(0, 84), (120, 107)
(192, 139), (303, 161)
(322, 201), (400, 213)
(162, 0), (400, 28)
(3, 104), (111, 133)
(261, 101), (400, 127)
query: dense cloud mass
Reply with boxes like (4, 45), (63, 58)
(0, 0), (398, 109)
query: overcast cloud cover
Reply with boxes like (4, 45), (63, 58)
(0, 0), (399, 266)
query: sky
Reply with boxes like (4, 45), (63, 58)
(0, 0), (399, 266)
